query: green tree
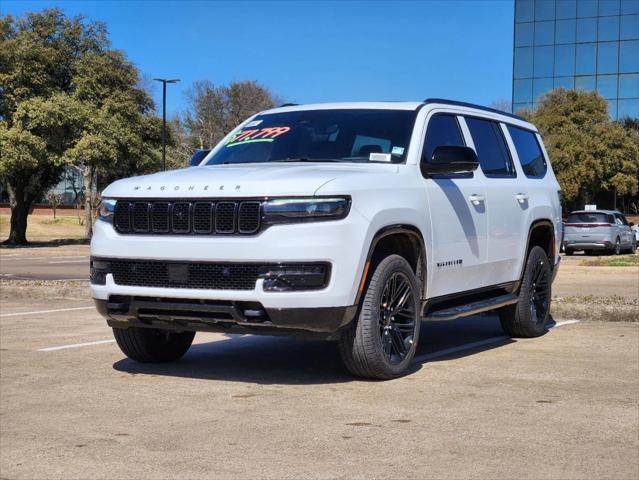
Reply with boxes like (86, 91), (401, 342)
(522, 89), (639, 210)
(0, 9), (162, 243)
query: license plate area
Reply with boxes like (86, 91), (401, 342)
(168, 264), (189, 284)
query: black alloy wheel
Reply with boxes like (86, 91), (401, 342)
(378, 271), (417, 364)
(338, 254), (421, 379)
(528, 256), (551, 327)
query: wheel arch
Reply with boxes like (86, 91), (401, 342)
(518, 218), (556, 283)
(355, 225), (427, 305)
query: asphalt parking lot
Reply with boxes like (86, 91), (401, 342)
(0, 246), (88, 280)
(1, 247), (638, 479)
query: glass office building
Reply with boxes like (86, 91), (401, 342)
(513, 0), (639, 119)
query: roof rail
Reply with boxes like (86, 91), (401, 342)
(279, 103), (299, 107)
(423, 98), (526, 121)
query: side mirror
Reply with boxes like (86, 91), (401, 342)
(189, 149), (211, 167)
(421, 146), (479, 176)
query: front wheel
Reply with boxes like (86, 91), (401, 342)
(564, 248), (574, 256)
(113, 327), (195, 363)
(623, 240), (637, 254)
(499, 246), (551, 338)
(338, 254), (421, 380)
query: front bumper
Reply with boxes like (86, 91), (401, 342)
(90, 208), (372, 334)
(95, 297), (357, 337)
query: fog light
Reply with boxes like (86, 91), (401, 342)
(90, 259), (110, 285)
(260, 264), (329, 291)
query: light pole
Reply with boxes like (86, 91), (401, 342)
(153, 78), (180, 171)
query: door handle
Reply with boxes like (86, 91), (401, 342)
(468, 194), (485, 205)
(515, 193), (529, 203)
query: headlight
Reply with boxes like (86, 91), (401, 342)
(263, 197), (350, 224)
(98, 198), (117, 224)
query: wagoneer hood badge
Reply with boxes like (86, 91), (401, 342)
(101, 163), (397, 198)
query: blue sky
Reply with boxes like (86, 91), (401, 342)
(3, 0), (515, 117)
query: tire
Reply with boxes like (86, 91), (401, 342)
(565, 248), (574, 256)
(499, 246), (551, 338)
(623, 240), (636, 254)
(338, 254), (421, 380)
(613, 237), (621, 255)
(113, 327), (195, 363)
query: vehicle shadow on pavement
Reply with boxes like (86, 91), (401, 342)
(112, 314), (520, 384)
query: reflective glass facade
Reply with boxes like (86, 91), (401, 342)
(513, 0), (639, 119)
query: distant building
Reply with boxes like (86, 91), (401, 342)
(0, 166), (95, 207)
(512, 0), (639, 118)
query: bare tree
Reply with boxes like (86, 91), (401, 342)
(490, 99), (512, 113)
(181, 80), (279, 153)
(46, 192), (63, 219)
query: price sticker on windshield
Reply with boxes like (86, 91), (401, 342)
(225, 127), (291, 147)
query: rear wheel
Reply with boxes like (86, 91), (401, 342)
(613, 237), (621, 255)
(564, 248), (574, 256)
(113, 327), (195, 363)
(499, 246), (551, 338)
(338, 254), (420, 380)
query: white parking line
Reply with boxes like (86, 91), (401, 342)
(413, 319), (580, 363)
(39, 339), (115, 352)
(0, 306), (95, 318)
(36, 319), (582, 355)
(48, 260), (88, 264)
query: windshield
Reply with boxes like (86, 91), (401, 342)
(204, 109), (417, 166)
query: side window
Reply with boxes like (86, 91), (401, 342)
(506, 125), (547, 178)
(465, 117), (516, 177)
(422, 114), (465, 162)
(616, 214), (629, 226)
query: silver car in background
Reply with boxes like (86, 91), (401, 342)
(563, 210), (637, 255)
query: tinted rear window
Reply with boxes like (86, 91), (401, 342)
(566, 213), (612, 224)
(507, 125), (547, 178)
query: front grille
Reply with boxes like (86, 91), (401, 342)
(95, 258), (331, 291)
(114, 199), (262, 235)
(110, 260), (265, 290)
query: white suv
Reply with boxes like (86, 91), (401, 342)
(91, 99), (562, 379)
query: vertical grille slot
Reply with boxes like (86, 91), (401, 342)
(151, 202), (170, 233)
(114, 201), (131, 233)
(171, 202), (191, 233)
(132, 202), (150, 232)
(193, 202), (214, 233)
(113, 199), (264, 235)
(215, 202), (236, 233)
(238, 202), (261, 233)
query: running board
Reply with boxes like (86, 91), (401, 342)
(424, 293), (518, 321)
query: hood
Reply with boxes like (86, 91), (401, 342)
(101, 163), (398, 198)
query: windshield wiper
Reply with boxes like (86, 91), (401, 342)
(272, 157), (344, 163)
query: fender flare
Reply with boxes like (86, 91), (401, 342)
(355, 224), (428, 305)
(518, 218), (556, 283)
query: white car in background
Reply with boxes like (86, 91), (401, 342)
(563, 210), (637, 255)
